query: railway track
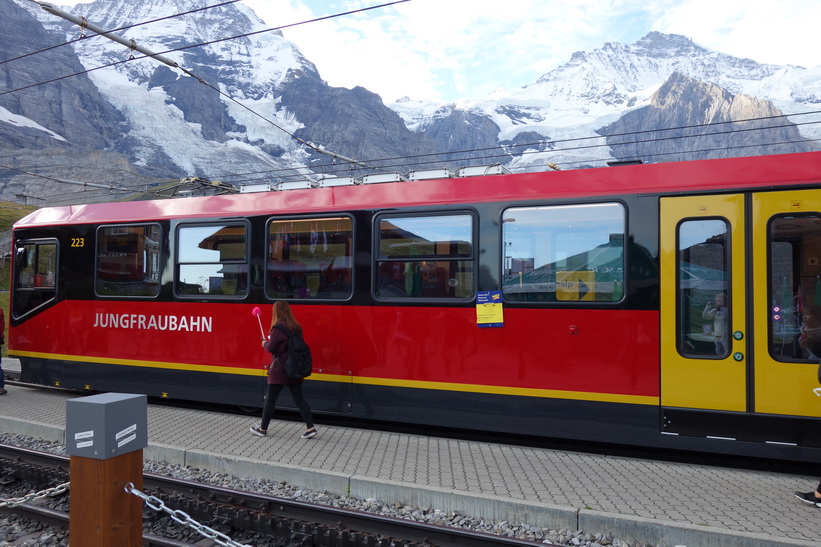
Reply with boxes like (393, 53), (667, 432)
(0, 443), (550, 547)
(4, 368), (818, 546)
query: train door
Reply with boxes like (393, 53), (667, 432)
(12, 238), (59, 319)
(751, 190), (821, 419)
(660, 194), (747, 411)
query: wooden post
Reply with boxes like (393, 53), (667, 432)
(69, 449), (143, 546)
(65, 393), (148, 547)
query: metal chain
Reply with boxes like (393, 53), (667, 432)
(0, 482), (70, 508)
(124, 482), (251, 547)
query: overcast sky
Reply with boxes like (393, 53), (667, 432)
(62, 0), (821, 104)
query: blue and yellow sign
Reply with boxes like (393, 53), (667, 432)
(477, 291), (504, 328)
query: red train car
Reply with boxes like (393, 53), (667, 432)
(9, 152), (821, 461)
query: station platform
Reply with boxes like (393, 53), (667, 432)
(0, 358), (818, 547)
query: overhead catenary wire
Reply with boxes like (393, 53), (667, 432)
(119, 107), (819, 187)
(10, 0), (412, 93)
(304, 127), (820, 180)
(556, 137), (816, 169)
(0, 163), (136, 194)
(0, 0), (242, 67)
(1, 0), (249, 96)
(205, 109), (821, 181)
(210, 132), (818, 187)
(9, 1), (818, 190)
(27, 0), (412, 180)
(3, 131), (816, 206)
(18, 3), (819, 156)
(25, 126), (821, 198)
(206, 110), (821, 185)
(20, 189), (125, 207)
(30, 1), (221, 84)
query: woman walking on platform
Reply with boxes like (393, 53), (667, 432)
(250, 301), (317, 439)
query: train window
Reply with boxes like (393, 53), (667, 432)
(768, 215), (821, 362)
(266, 217), (353, 299)
(677, 219), (730, 358)
(96, 224), (162, 297)
(176, 223), (249, 297)
(375, 213), (474, 299)
(13, 239), (57, 317)
(501, 203), (625, 302)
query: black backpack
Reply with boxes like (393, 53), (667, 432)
(274, 324), (313, 380)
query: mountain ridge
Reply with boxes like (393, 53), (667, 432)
(1, 0), (819, 205)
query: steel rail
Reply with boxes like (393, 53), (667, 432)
(0, 443), (551, 547)
(0, 502), (212, 547)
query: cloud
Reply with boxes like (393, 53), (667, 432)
(62, 0), (821, 103)
(247, 0), (651, 102)
(651, 0), (821, 69)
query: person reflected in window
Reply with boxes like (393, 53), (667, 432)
(798, 305), (821, 360)
(794, 306), (821, 507)
(702, 292), (728, 355)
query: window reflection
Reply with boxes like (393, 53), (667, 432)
(769, 215), (821, 361)
(96, 224), (161, 297)
(14, 240), (57, 317)
(376, 214), (473, 299)
(176, 224), (248, 297)
(501, 203), (625, 302)
(677, 219), (729, 358)
(266, 217), (353, 300)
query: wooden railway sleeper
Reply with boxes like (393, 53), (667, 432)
(2, 471), (427, 547)
(2, 458), (67, 491)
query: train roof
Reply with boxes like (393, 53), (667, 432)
(14, 151), (821, 228)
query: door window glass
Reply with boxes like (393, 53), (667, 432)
(14, 240), (57, 317)
(677, 219), (730, 358)
(769, 215), (821, 361)
(502, 203), (625, 302)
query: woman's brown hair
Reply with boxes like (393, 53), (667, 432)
(270, 301), (301, 332)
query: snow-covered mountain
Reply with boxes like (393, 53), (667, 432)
(2, 0), (434, 199)
(20, 0), (321, 177)
(1, 0), (819, 205)
(391, 32), (821, 169)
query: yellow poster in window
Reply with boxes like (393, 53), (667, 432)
(556, 271), (595, 301)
